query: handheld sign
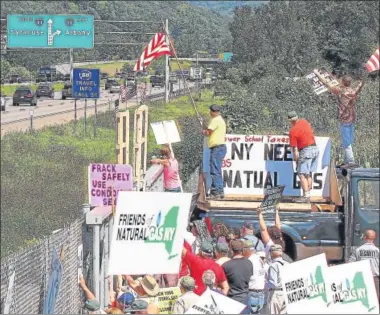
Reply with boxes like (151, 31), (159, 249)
(260, 185), (285, 213)
(151, 120), (181, 145)
(88, 163), (133, 207)
(108, 192), (192, 275)
(326, 260), (379, 314)
(306, 69), (339, 95)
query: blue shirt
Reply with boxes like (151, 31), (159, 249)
(266, 258), (288, 290)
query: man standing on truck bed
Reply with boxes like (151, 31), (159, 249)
(348, 229), (379, 301)
(288, 111), (319, 203)
(202, 105), (227, 200)
(313, 70), (365, 167)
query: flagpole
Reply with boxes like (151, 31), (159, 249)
(161, 21), (203, 127)
(165, 19), (170, 104)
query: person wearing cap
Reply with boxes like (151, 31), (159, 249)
(150, 145), (181, 192)
(265, 244), (289, 314)
(242, 239), (266, 314)
(313, 69), (366, 167)
(182, 240), (229, 296)
(114, 292), (135, 312)
(202, 104), (227, 200)
(222, 239), (253, 305)
(288, 110), (319, 203)
(215, 242), (231, 266)
(124, 299), (149, 314)
(172, 276), (200, 314)
(79, 275), (107, 314)
(241, 221), (265, 252)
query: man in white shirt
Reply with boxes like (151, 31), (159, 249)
(243, 239), (266, 314)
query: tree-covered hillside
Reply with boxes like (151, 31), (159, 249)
(1, 1), (232, 70)
(189, 1), (267, 15)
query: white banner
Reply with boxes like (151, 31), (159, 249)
(325, 260), (379, 314)
(306, 70), (339, 95)
(185, 289), (246, 314)
(281, 253), (330, 314)
(108, 192), (192, 275)
(222, 135), (331, 197)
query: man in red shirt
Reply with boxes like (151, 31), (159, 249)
(288, 111), (319, 203)
(182, 241), (229, 296)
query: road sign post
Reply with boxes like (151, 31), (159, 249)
(29, 109), (34, 133)
(94, 99), (97, 138)
(84, 99), (87, 136)
(74, 99), (77, 136)
(7, 15), (94, 48)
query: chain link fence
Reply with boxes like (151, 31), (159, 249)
(0, 217), (88, 314)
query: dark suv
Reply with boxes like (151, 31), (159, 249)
(61, 82), (72, 100)
(9, 74), (21, 84)
(150, 75), (164, 88)
(12, 86), (37, 106)
(36, 83), (54, 98)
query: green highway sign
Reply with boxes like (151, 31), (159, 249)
(7, 14), (94, 49)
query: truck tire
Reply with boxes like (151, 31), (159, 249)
(62, 96), (66, 100)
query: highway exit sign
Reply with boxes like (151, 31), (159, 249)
(7, 14), (94, 48)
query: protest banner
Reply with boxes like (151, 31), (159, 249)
(305, 69), (339, 95)
(108, 192), (192, 275)
(43, 248), (63, 314)
(157, 287), (182, 314)
(281, 253), (330, 314)
(88, 163), (133, 207)
(185, 288), (246, 314)
(260, 185), (285, 213)
(221, 135), (331, 197)
(151, 120), (181, 145)
(325, 260), (379, 314)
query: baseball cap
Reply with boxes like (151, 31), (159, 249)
(117, 292), (135, 307)
(125, 300), (148, 313)
(287, 111), (298, 121)
(201, 241), (214, 255)
(270, 244), (283, 252)
(180, 276), (196, 291)
(85, 299), (100, 311)
(230, 239), (244, 251)
(242, 239), (254, 249)
(209, 104), (221, 112)
(242, 221), (254, 230)
(215, 242), (229, 253)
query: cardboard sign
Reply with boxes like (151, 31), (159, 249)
(108, 192), (192, 275)
(88, 163), (133, 207)
(185, 289), (246, 314)
(157, 287), (182, 314)
(306, 70), (339, 95)
(325, 260), (379, 314)
(151, 120), (181, 145)
(281, 253), (330, 314)
(220, 135), (331, 197)
(43, 248), (63, 314)
(260, 185), (285, 213)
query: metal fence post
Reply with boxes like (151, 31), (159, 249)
(103, 219), (109, 309)
(108, 215), (114, 297)
(84, 98), (87, 136)
(99, 224), (105, 309)
(74, 99), (77, 136)
(92, 225), (100, 300)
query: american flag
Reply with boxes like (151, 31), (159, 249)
(134, 33), (172, 72)
(365, 48), (379, 72)
(120, 84), (126, 102)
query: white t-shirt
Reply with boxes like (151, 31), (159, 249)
(265, 239), (274, 263)
(248, 254), (266, 290)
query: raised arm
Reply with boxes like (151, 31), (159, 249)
(150, 158), (169, 166)
(313, 69), (340, 94)
(257, 207), (271, 245)
(79, 275), (96, 301)
(274, 207), (281, 232)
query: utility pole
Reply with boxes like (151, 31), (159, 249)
(164, 19), (169, 103)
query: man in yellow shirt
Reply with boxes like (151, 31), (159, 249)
(202, 105), (226, 199)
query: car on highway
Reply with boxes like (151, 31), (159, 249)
(9, 74), (21, 84)
(36, 74), (48, 83)
(176, 70), (189, 80)
(12, 86), (37, 106)
(1, 93), (6, 111)
(61, 82), (72, 100)
(101, 72), (109, 80)
(150, 75), (165, 88)
(36, 83), (54, 98)
(105, 78), (118, 90)
(109, 83), (120, 94)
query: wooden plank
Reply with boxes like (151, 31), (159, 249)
(329, 160), (343, 206)
(204, 200), (312, 211)
(222, 194), (330, 203)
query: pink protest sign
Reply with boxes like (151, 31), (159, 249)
(88, 163), (133, 207)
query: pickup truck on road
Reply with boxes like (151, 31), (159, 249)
(196, 144), (379, 264)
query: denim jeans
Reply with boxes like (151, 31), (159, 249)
(297, 145), (319, 175)
(247, 291), (265, 314)
(210, 144), (227, 195)
(340, 123), (355, 163)
(165, 187), (181, 192)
